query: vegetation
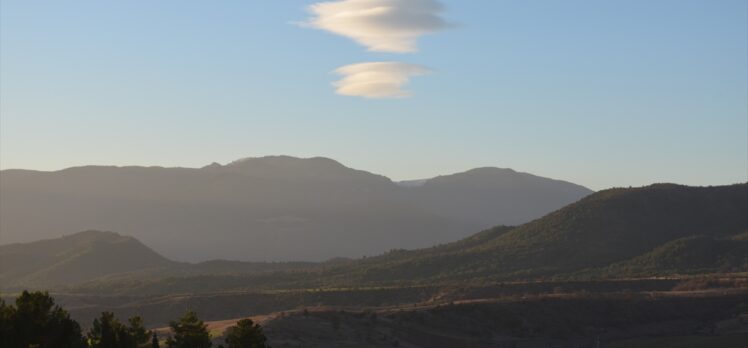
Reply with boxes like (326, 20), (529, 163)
(0, 291), (268, 348)
(87, 312), (151, 348)
(260, 289), (748, 347)
(4, 287), (745, 348)
(165, 311), (212, 348)
(224, 319), (267, 348)
(591, 235), (748, 277)
(0, 290), (85, 348)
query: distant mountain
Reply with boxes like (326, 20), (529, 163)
(408, 167), (592, 227)
(0, 230), (175, 288)
(0, 156), (592, 262)
(396, 179), (428, 187)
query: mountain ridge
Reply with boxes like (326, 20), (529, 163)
(0, 156), (592, 262)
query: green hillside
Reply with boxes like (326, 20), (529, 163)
(470, 183), (748, 278)
(323, 183), (748, 285)
(593, 235), (748, 277)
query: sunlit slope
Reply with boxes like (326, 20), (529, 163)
(329, 183), (748, 283)
(0, 230), (176, 288)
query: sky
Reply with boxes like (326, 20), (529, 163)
(0, 0), (746, 190)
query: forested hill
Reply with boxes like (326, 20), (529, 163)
(324, 183), (748, 284)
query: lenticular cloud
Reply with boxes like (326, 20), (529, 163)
(307, 0), (449, 53)
(333, 62), (431, 99)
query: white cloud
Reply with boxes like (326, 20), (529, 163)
(306, 0), (448, 53)
(333, 62), (431, 99)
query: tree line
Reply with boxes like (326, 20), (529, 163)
(0, 291), (267, 348)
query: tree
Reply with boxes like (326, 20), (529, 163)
(0, 300), (15, 347)
(87, 312), (152, 348)
(224, 319), (267, 348)
(4, 291), (86, 348)
(167, 311), (211, 348)
(127, 316), (151, 347)
(87, 312), (120, 348)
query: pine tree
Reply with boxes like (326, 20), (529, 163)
(87, 311), (120, 348)
(167, 311), (211, 348)
(224, 319), (267, 348)
(5, 291), (86, 348)
(87, 312), (152, 348)
(127, 316), (150, 347)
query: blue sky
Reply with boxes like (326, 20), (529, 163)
(1, 0), (746, 190)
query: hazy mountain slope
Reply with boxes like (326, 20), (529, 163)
(0, 230), (176, 288)
(409, 167), (593, 227)
(0, 230), (325, 291)
(0, 156), (591, 262)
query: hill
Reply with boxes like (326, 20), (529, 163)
(318, 183), (748, 285)
(0, 156), (592, 262)
(594, 235), (748, 277)
(0, 230), (176, 289)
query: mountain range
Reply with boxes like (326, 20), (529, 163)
(0, 156), (592, 261)
(2, 183), (746, 293)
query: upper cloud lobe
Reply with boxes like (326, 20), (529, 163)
(333, 62), (431, 99)
(306, 0), (449, 53)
